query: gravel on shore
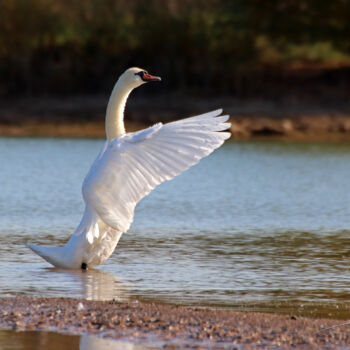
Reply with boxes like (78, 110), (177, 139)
(0, 297), (349, 349)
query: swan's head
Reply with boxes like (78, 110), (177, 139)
(119, 67), (161, 89)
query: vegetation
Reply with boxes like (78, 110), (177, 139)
(1, 0), (350, 96)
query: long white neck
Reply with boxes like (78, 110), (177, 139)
(105, 78), (134, 141)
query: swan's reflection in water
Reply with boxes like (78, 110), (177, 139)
(46, 268), (130, 301)
(80, 334), (158, 350)
(0, 329), (159, 350)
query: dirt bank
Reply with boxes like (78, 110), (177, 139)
(0, 297), (349, 349)
(2, 95), (350, 141)
(229, 115), (350, 141)
(2, 116), (350, 141)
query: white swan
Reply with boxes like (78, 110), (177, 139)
(26, 67), (231, 269)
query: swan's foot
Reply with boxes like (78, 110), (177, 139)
(81, 262), (88, 270)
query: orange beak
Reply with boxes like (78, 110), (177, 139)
(142, 72), (161, 82)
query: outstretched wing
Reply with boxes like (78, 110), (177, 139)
(82, 109), (231, 232)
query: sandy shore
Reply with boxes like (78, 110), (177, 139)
(0, 297), (349, 348)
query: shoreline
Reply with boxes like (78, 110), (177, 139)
(2, 95), (350, 141)
(0, 297), (349, 348)
(3, 116), (350, 142)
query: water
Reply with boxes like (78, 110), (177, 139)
(1, 137), (350, 318)
(0, 329), (160, 349)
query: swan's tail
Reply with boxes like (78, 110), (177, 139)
(25, 243), (66, 268)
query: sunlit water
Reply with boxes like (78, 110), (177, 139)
(1, 137), (350, 318)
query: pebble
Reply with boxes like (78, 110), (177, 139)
(0, 296), (349, 349)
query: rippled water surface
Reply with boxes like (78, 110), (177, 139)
(1, 137), (350, 318)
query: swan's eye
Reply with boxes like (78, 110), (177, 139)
(135, 71), (149, 81)
(134, 70), (160, 82)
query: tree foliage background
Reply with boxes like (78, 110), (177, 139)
(1, 0), (350, 97)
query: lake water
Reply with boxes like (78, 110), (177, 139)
(0, 137), (350, 318)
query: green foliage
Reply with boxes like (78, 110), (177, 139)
(0, 0), (350, 96)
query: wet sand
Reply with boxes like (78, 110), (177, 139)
(0, 297), (349, 349)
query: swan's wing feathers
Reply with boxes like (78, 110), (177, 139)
(122, 122), (163, 143)
(83, 109), (231, 232)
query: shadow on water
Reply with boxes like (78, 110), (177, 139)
(0, 329), (160, 350)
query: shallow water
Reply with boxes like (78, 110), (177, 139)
(0, 329), (159, 349)
(1, 137), (350, 317)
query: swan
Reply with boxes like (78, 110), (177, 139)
(26, 67), (231, 269)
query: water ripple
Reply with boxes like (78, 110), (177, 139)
(1, 138), (350, 317)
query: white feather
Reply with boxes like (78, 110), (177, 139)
(83, 109), (230, 232)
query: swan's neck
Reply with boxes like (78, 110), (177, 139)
(105, 79), (134, 141)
